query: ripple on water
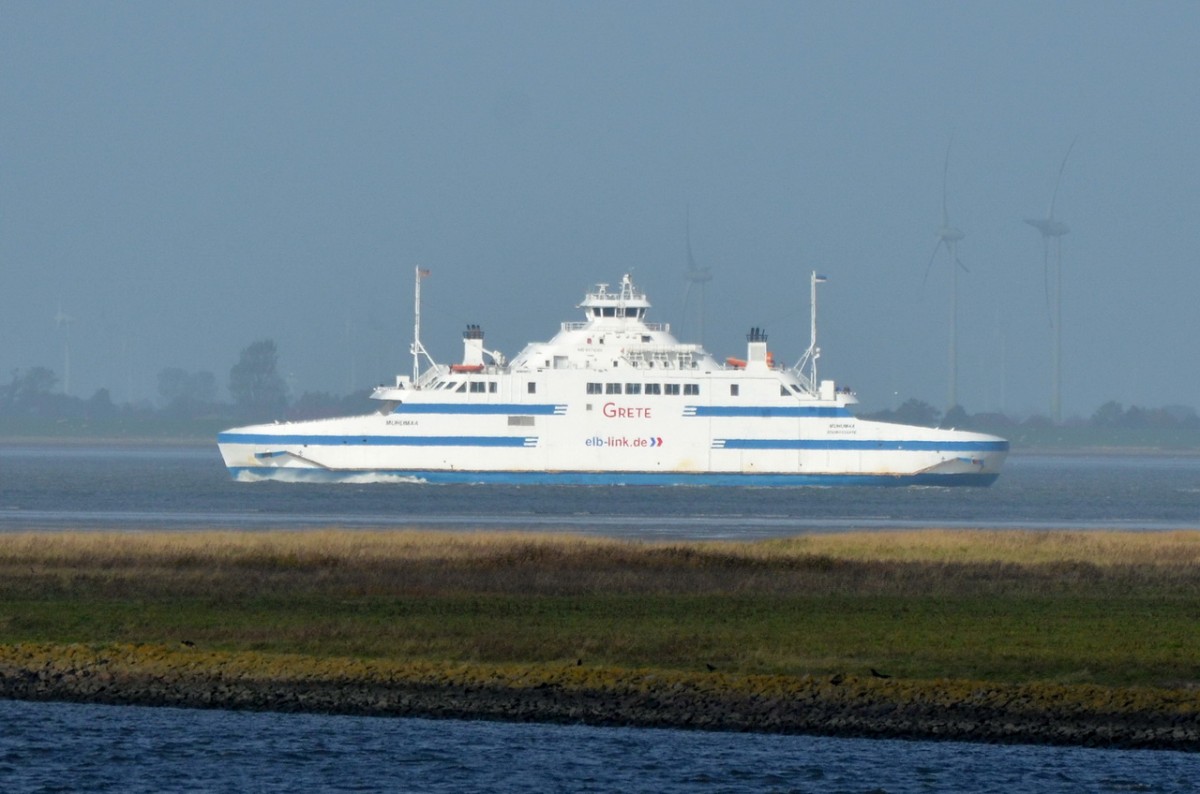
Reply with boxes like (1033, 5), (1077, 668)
(1, 700), (1198, 792)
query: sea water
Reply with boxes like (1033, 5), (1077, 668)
(0, 700), (1195, 793)
(2, 444), (1199, 536)
(1, 444), (1198, 791)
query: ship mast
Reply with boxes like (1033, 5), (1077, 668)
(795, 271), (827, 390)
(411, 266), (433, 384)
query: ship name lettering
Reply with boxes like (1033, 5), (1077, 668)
(602, 402), (652, 419)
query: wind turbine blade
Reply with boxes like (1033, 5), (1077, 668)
(1042, 237), (1053, 327)
(685, 204), (698, 273)
(1048, 136), (1077, 220)
(955, 254), (969, 274)
(942, 138), (953, 226)
(923, 240), (943, 287)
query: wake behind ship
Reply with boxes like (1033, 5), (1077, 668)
(218, 271), (1007, 485)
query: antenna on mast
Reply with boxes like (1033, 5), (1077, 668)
(794, 271), (827, 390)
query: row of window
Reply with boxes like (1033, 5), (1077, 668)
(433, 380), (719, 397)
(432, 380), (501, 393)
(586, 382), (700, 396)
(590, 307), (646, 318)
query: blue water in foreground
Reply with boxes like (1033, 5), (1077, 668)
(1, 444), (1198, 790)
(1, 700), (1195, 794)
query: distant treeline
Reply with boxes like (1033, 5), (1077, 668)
(0, 340), (361, 428)
(860, 399), (1200, 449)
(2, 343), (1199, 448)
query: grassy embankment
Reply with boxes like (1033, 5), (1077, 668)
(2, 529), (1198, 689)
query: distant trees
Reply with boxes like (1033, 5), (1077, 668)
(228, 339), (288, 415)
(157, 368), (218, 417)
(1091, 400), (1199, 429)
(5, 336), (1200, 445)
(1, 367), (58, 415)
(864, 398), (942, 428)
(0, 367), (117, 419)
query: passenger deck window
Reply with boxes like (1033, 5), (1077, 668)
(625, 383), (641, 395)
(645, 383), (661, 395)
(587, 382), (602, 395)
(683, 384), (699, 396)
(664, 384), (681, 396)
(606, 383), (621, 394)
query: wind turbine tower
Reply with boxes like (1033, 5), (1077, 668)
(54, 304), (74, 396)
(1025, 140), (1074, 424)
(924, 141), (969, 411)
(681, 208), (712, 345)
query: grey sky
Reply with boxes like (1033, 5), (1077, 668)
(3, 1), (1198, 418)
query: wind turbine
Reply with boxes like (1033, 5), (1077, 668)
(1025, 139), (1075, 424)
(924, 140), (969, 411)
(54, 303), (74, 396)
(680, 207), (712, 345)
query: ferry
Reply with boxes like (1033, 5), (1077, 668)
(217, 270), (1008, 485)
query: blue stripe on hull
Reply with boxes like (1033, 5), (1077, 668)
(688, 406), (852, 418)
(227, 467), (1000, 487)
(718, 439), (1010, 452)
(218, 433), (531, 447)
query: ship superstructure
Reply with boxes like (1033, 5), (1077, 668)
(218, 270), (1007, 485)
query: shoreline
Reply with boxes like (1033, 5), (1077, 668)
(2, 643), (1197, 751)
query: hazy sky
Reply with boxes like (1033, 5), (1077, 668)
(4, 1), (1199, 418)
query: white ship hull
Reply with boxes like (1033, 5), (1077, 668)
(219, 273), (1007, 486)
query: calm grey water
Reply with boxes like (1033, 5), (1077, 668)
(1, 443), (1198, 790)
(0, 700), (1196, 793)
(1, 443), (1199, 536)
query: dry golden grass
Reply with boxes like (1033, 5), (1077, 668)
(2, 527), (1199, 604)
(4, 527), (1199, 568)
(754, 528), (1200, 566)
